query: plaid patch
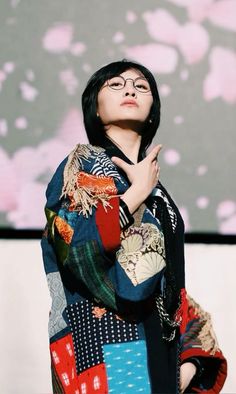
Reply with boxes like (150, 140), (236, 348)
(65, 239), (117, 310)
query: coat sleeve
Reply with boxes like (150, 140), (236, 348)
(41, 159), (165, 312)
(179, 294), (227, 393)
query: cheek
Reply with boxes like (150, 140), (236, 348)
(147, 97), (154, 111)
(97, 92), (109, 114)
(141, 97), (153, 118)
(97, 92), (119, 120)
(97, 99), (110, 121)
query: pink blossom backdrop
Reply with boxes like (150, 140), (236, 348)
(0, 0), (235, 233)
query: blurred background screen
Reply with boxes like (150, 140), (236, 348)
(0, 0), (235, 233)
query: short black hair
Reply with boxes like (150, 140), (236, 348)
(81, 59), (161, 153)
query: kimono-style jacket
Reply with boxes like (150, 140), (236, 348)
(41, 139), (227, 394)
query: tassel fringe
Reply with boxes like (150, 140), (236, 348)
(60, 144), (113, 217)
(61, 144), (104, 199)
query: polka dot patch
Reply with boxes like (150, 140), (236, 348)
(66, 300), (139, 374)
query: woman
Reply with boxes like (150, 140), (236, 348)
(41, 60), (227, 393)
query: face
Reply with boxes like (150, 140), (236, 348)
(97, 69), (153, 129)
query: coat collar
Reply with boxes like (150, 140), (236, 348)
(99, 136), (145, 165)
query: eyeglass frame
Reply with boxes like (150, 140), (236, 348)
(102, 75), (152, 93)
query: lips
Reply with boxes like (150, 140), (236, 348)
(120, 100), (138, 107)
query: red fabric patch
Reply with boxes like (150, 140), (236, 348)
(96, 197), (120, 251)
(50, 333), (78, 392)
(77, 363), (109, 394)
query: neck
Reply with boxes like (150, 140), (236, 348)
(105, 125), (142, 163)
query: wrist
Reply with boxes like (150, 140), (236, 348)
(181, 358), (203, 379)
(119, 198), (134, 230)
(121, 185), (144, 214)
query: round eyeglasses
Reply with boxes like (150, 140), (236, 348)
(105, 75), (151, 93)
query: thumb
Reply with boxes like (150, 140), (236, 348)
(111, 156), (130, 172)
(146, 144), (163, 162)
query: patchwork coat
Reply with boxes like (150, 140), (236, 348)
(41, 141), (227, 393)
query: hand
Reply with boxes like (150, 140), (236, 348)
(111, 144), (162, 214)
(111, 144), (162, 198)
(180, 362), (197, 393)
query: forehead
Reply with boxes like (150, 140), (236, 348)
(106, 68), (145, 80)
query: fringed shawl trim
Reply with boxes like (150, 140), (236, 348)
(60, 144), (118, 217)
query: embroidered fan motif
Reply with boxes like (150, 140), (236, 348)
(91, 151), (126, 185)
(116, 223), (166, 286)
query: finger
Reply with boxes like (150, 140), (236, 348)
(146, 144), (163, 162)
(156, 167), (160, 182)
(111, 156), (130, 172)
(153, 160), (160, 171)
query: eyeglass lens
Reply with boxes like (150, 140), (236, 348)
(108, 76), (150, 92)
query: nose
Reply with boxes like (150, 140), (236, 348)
(123, 80), (136, 97)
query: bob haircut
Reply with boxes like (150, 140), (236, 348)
(81, 59), (161, 153)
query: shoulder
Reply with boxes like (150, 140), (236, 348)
(50, 143), (105, 184)
(46, 144), (104, 204)
(65, 143), (105, 173)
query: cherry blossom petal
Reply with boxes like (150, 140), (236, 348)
(126, 11), (137, 24)
(174, 115), (184, 124)
(3, 62), (15, 73)
(57, 108), (88, 147)
(37, 139), (72, 172)
(123, 43), (178, 74)
(143, 9), (179, 45)
(59, 69), (79, 95)
(203, 47), (236, 103)
(196, 165), (208, 176)
(19, 82), (39, 101)
(112, 32), (125, 44)
(0, 148), (19, 211)
(0, 70), (7, 82)
(219, 214), (236, 234)
(12, 147), (47, 182)
(207, 0), (236, 32)
(217, 200), (236, 219)
(15, 117), (28, 129)
(25, 69), (35, 81)
(163, 149), (181, 165)
(187, 0), (214, 23)
(180, 69), (189, 81)
(159, 84), (171, 97)
(177, 23), (210, 64)
(196, 196), (209, 209)
(42, 23), (74, 53)
(70, 42), (87, 56)
(7, 181), (46, 228)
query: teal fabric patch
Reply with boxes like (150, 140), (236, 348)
(103, 340), (151, 393)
